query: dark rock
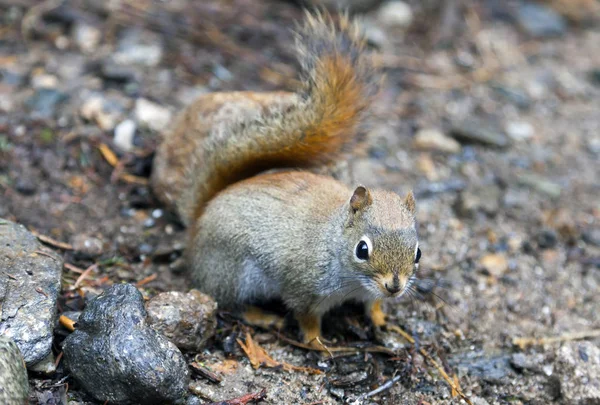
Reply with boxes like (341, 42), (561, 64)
(14, 176), (37, 195)
(450, 118), (511, 148)
(63, 284), (190, 405)
(0, 219), (62, 367)
(25, 88), (68, 119)
(99, 61), (136, 84)
(589, 69), (600, 86)
(517, 3), (567, 38)
(146, 290), (217, 352)
(582, 228), (600, 247)
(536, 228), (559, 249)
(554, 342), (600, 404)
(0, 336), (29, 403)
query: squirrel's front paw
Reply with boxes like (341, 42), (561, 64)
(368, 299), (388, 329)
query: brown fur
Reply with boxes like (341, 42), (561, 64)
(154, 12), (420, 344)
(174, 12), (379, 225)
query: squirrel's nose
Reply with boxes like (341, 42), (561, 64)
(385, 283), (401, 294)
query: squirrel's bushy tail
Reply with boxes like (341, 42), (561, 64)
(178, 11), (379, 224)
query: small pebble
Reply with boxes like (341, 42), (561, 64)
(376, 1), (413, 29)
(134, 98), (172, 132)
(517, 3), (566, 38)
(413, 128), (461, 154)
(114, 119), (136, 152)
(505, 121), (534, 141)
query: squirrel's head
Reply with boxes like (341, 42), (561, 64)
(342, 186), (419, 299)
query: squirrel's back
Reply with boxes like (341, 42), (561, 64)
(167, 12), (379, 225)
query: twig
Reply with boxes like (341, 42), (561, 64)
(274, 331), (396, 356)
(72, 264), (98, 289)
(59, 315), (76, 332)
(513, 330), (600, 349)
(387, 324), (472, 405)
(135, 273), (157, 287)
(357, 373), (401, 401)
(190, 362), (223, 384)
(97, 143), (119, 167)
(97, 143), (149, 185)
(34, 249), (58, 260)
(204, 388), (267, 405)
(54, 351), (63, 368)
(64, 263), (85, 274)
(30, 229), (73, 250)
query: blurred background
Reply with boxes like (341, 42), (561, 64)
(0, 0), (599, 404)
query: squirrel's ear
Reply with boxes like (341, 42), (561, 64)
(350, 186), (372, 213)
(404, 190), (416, 214)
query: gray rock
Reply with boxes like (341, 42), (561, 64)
(517, 3), (566, 38)
(454, 184), (502, 218)
(451, 351), (513, 384)
(450, 118), (511, 148)
(582, 228), (600, 247)
(63, 284), (190, 405)
(146, 290), (217, 352)
(491, 85), (531, 110)
(25, 89), (68, 119)
(114, 28), (164, 67)
(517, 174), (561, 198)
(0, 219), (62, 367)
(70, 234), (104, 259)
(510, 352), (547, 374)
(555, 342), (600, 404)
(0, 336), (29, 403)
(414, 178), (467, 198)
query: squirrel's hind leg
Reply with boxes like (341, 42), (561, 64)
(242, 306), (285, 330)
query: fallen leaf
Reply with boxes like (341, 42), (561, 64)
(237, 332), (322, 375)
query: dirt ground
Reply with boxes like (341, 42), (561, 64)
(1, 0), (599, 404)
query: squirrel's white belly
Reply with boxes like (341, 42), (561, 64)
(237, 258), (281, 303)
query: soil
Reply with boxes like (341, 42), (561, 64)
(0, 0), (599, 404)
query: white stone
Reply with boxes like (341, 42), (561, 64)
(73, 23), (101, 53)
(31, 74), (58, 89)
(114, 120), (136, 152)
(505, 121), (534, 141)
(377, 1), (413, 29)
(134, 98), (172, 132)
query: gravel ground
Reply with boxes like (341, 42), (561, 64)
(0, 0), (599, 404)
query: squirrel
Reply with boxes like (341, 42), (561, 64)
(153, 12), (421, 348)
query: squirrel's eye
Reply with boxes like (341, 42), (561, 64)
(355, 240), (370, 261)
(415, 247), (421, 264)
